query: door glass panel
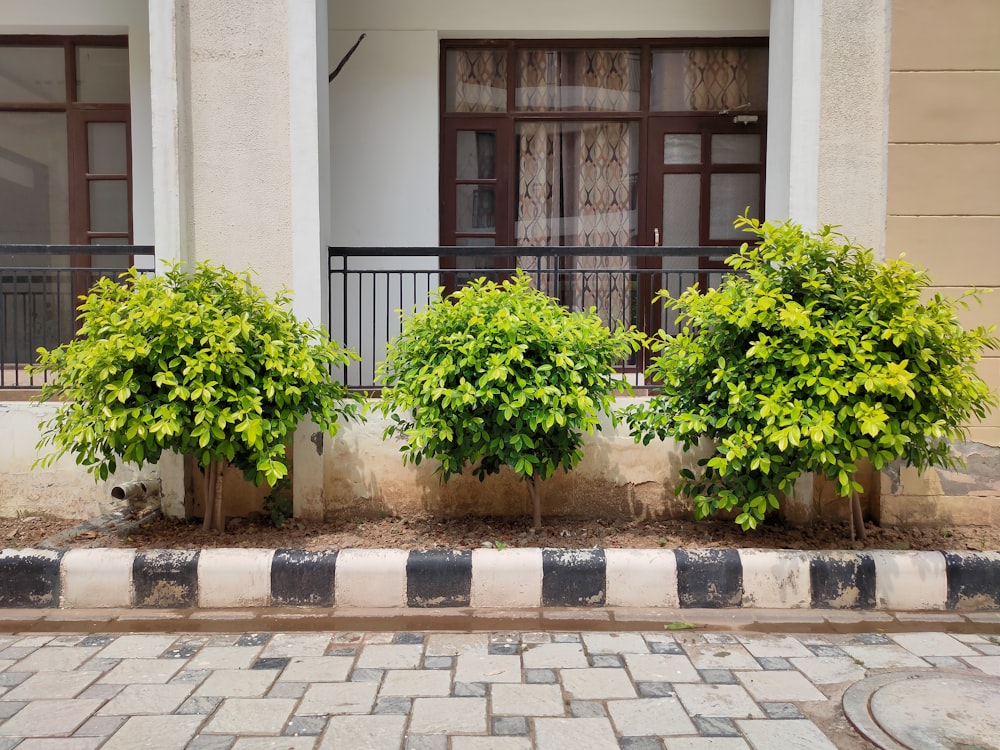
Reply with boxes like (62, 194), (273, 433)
(661, 173), (700, 247)
(456, 131), (496, 179)
(456, 185), (495, 233)
(445, 49), (506, 112)
(516, 49), (639, 112)
(0, 47), (66, 103)
(651, 47), (769, 112)
(663, 134), (701, 165)
(88, 122), (128, 174)
(710, 173), (759, 240)
(0, 112), (69, 244)
(89, 180), (129, 233)
(77, 46), (130, 103)
(712, 134), (760, 164)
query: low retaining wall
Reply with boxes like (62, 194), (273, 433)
(1, 548), (998, 611)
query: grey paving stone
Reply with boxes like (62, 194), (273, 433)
(757, 657), (793, 671)
(284, 714), (328, 736)
(163, 646), (199, 659)
(79, 635), (115, 648)
(489, 643), (521, 655)
(268, 681), (308, 699)
(423, 656), (453, 669)
(326, 646), (358, 657)
(526, 669), (557, 684)
(649, 642), (684, 656)
(552, 633), (582, 643)
(186, 736), (236, 750)
(637, 682), (674, 697)
(407, 736), (448, 750)
(252, 657), (290, 670)
(698, 669), (737, 684)
(171, 669), (211, 685)
(394, 632), (425, 645)
(236, 633), (271, 647)
(619, 737), (663, 750)
(0, 739), (18, 750)
(454, 681), (488, 697)
(176, 695), (223, 715)
(0, 701), (25, 719)
(570, 700), (607, 718)
(853, 633), (892, 645)
(0, 672), (30, 687)
(535, 717), (619, 750)
(374, 696), (412, 715)
(349, 668), (384, 682)
(74, 715), (127, 737)
(693, 716), (740, 737)
(492, 716), (529, 736)
(805, 644), (848, 658)
(736, 718), (839, 749)
(761, 702), (805, 720)
(701, 634), (738, 644)
(590, 654), (624, 668)
(80, 657), (122, 673)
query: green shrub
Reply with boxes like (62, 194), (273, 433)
(30, 262), (363, 530)
(377, 271), (644, 529)
(625, 217), (998, 535)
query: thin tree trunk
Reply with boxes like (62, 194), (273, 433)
(213, 461), (225, 532)
(202, 462), (215, 531)
(851, 489), (867, 544)
(528, 475), (542, 532)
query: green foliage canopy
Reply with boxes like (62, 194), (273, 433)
(31, 262), (363, 485)
(625, 217), (998, 530)
(377, 271), (644, 484)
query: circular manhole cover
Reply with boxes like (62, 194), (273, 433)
(843, 671), (1000, 750)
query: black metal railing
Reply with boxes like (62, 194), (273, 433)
(328, 246), (737, 393)
(0, 245), (155, 389)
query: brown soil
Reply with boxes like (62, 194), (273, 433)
(6, 511), (1000, 552)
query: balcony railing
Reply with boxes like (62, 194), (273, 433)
(0, 245), (155, 389)
(328, 246), (737, 394)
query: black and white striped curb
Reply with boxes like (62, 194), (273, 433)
(0, 548), (997, 610)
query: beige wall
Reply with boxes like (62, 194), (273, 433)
(886, 0), (1000, 446)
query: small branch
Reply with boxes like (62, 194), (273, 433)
(329, 33), (366, 82)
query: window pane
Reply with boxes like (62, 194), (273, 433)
(446, 49), (506, 112)
(662, 173), (700, 246)
(89, 179), (129, 233)
(710, 173), (759, 240)
(652, 47), (768, 112)
(712, 133), (760, 164)
(0, 46), (66, 103)
(88, 122), (128, 174)
(663, 134), (701, 165)
(516, 49), (639, 112)
(0, 112), (69, 243)
(515, 121), (638, 246)
(456, 185), (495, 233)
(456, 131), (496, 180)
(77, 46), (130, 103)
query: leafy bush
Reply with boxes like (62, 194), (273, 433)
(377, 271), (644, 529)
(31, 262), (363, 530)
(625, 217), (998, 535)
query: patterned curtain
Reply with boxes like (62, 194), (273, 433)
(684, 48), (749, 111)
(453, 50), (506, 113)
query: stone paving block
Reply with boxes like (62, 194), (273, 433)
(889, 632), (979, 657)
(0, 701), (24, 719)
(176, 695), (223, 714)
(355, 644), (423, 669)
(552, 633), (582, 643)
(673, 684), (765, 719)
(12, 645), (100, 672)
(452, 739), (532, 750)
(756, 657), (793, 671)
(349, 668), (384, 682)
(232, 739), (316, 749)
(278, 656), (353, 682)
(425, 633), (489, 656)
(521, 642), (588, 669)
(99, 658), (183, 685)
(663, 739), (750, 749)
(787, 656), (866, 685)
(840, 644), (930, 669)
(525, 668), (557, 683)
(407, 736), (448, 750)
(187, 647), (261, 670)
(374, 696), (412, 714)
(954, 634), (1000, 654)
(608, 697), (697, 736)
(194, 669), (279, 697)
(624, 654), (701, 683)
(637, 681), (674, 697)
(298, 681), (378, 715)
(98, 635), (179, 659)
(380, 669), (451, 696)
(454, 681), (488, 697)
(318, 715), (406, 750)
(236, 634), (270, 648)
(561, 667), (637, 699)
(73, 714), (128, 739)
(423, 656), (453, 669)
(682, 643), (761, 671)
(252, 657), (289, 671)
(736, 671), (826, 702)
(760, 702), (805, 719)
(926, 655), (966, 669)
(582, 632), (650, 655)
(203, 697), (297, 735)
(79, 657), (121, 674)
(736, 718), (839, 749)
(17, 738), (103, 749)
(736, 636), (812, 659)
(454, 654), (521, 683)
(283, 715), (328, 736)
(535, 717), (620, 750)
(171, 669), (211, 686)
(491, 683), (564, 716)
(570, 700), (607, 718)
(964, 656), (1000, 675)
(96, 683), (193, 715)
(186, 737), (236, 750)
(619, 737), (663, 750)
(804, 644), (848, 658)
(692, 716), (741, 737)
(492, 716), (529, 735)
(590, 654), (624, 667)
(3, 669), (97, 700)
(408, 697), (487, 734)
(261, 633), (332, 658)
(93, 714), (206, 749)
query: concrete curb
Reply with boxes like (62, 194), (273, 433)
(0, 547), (998, 610)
